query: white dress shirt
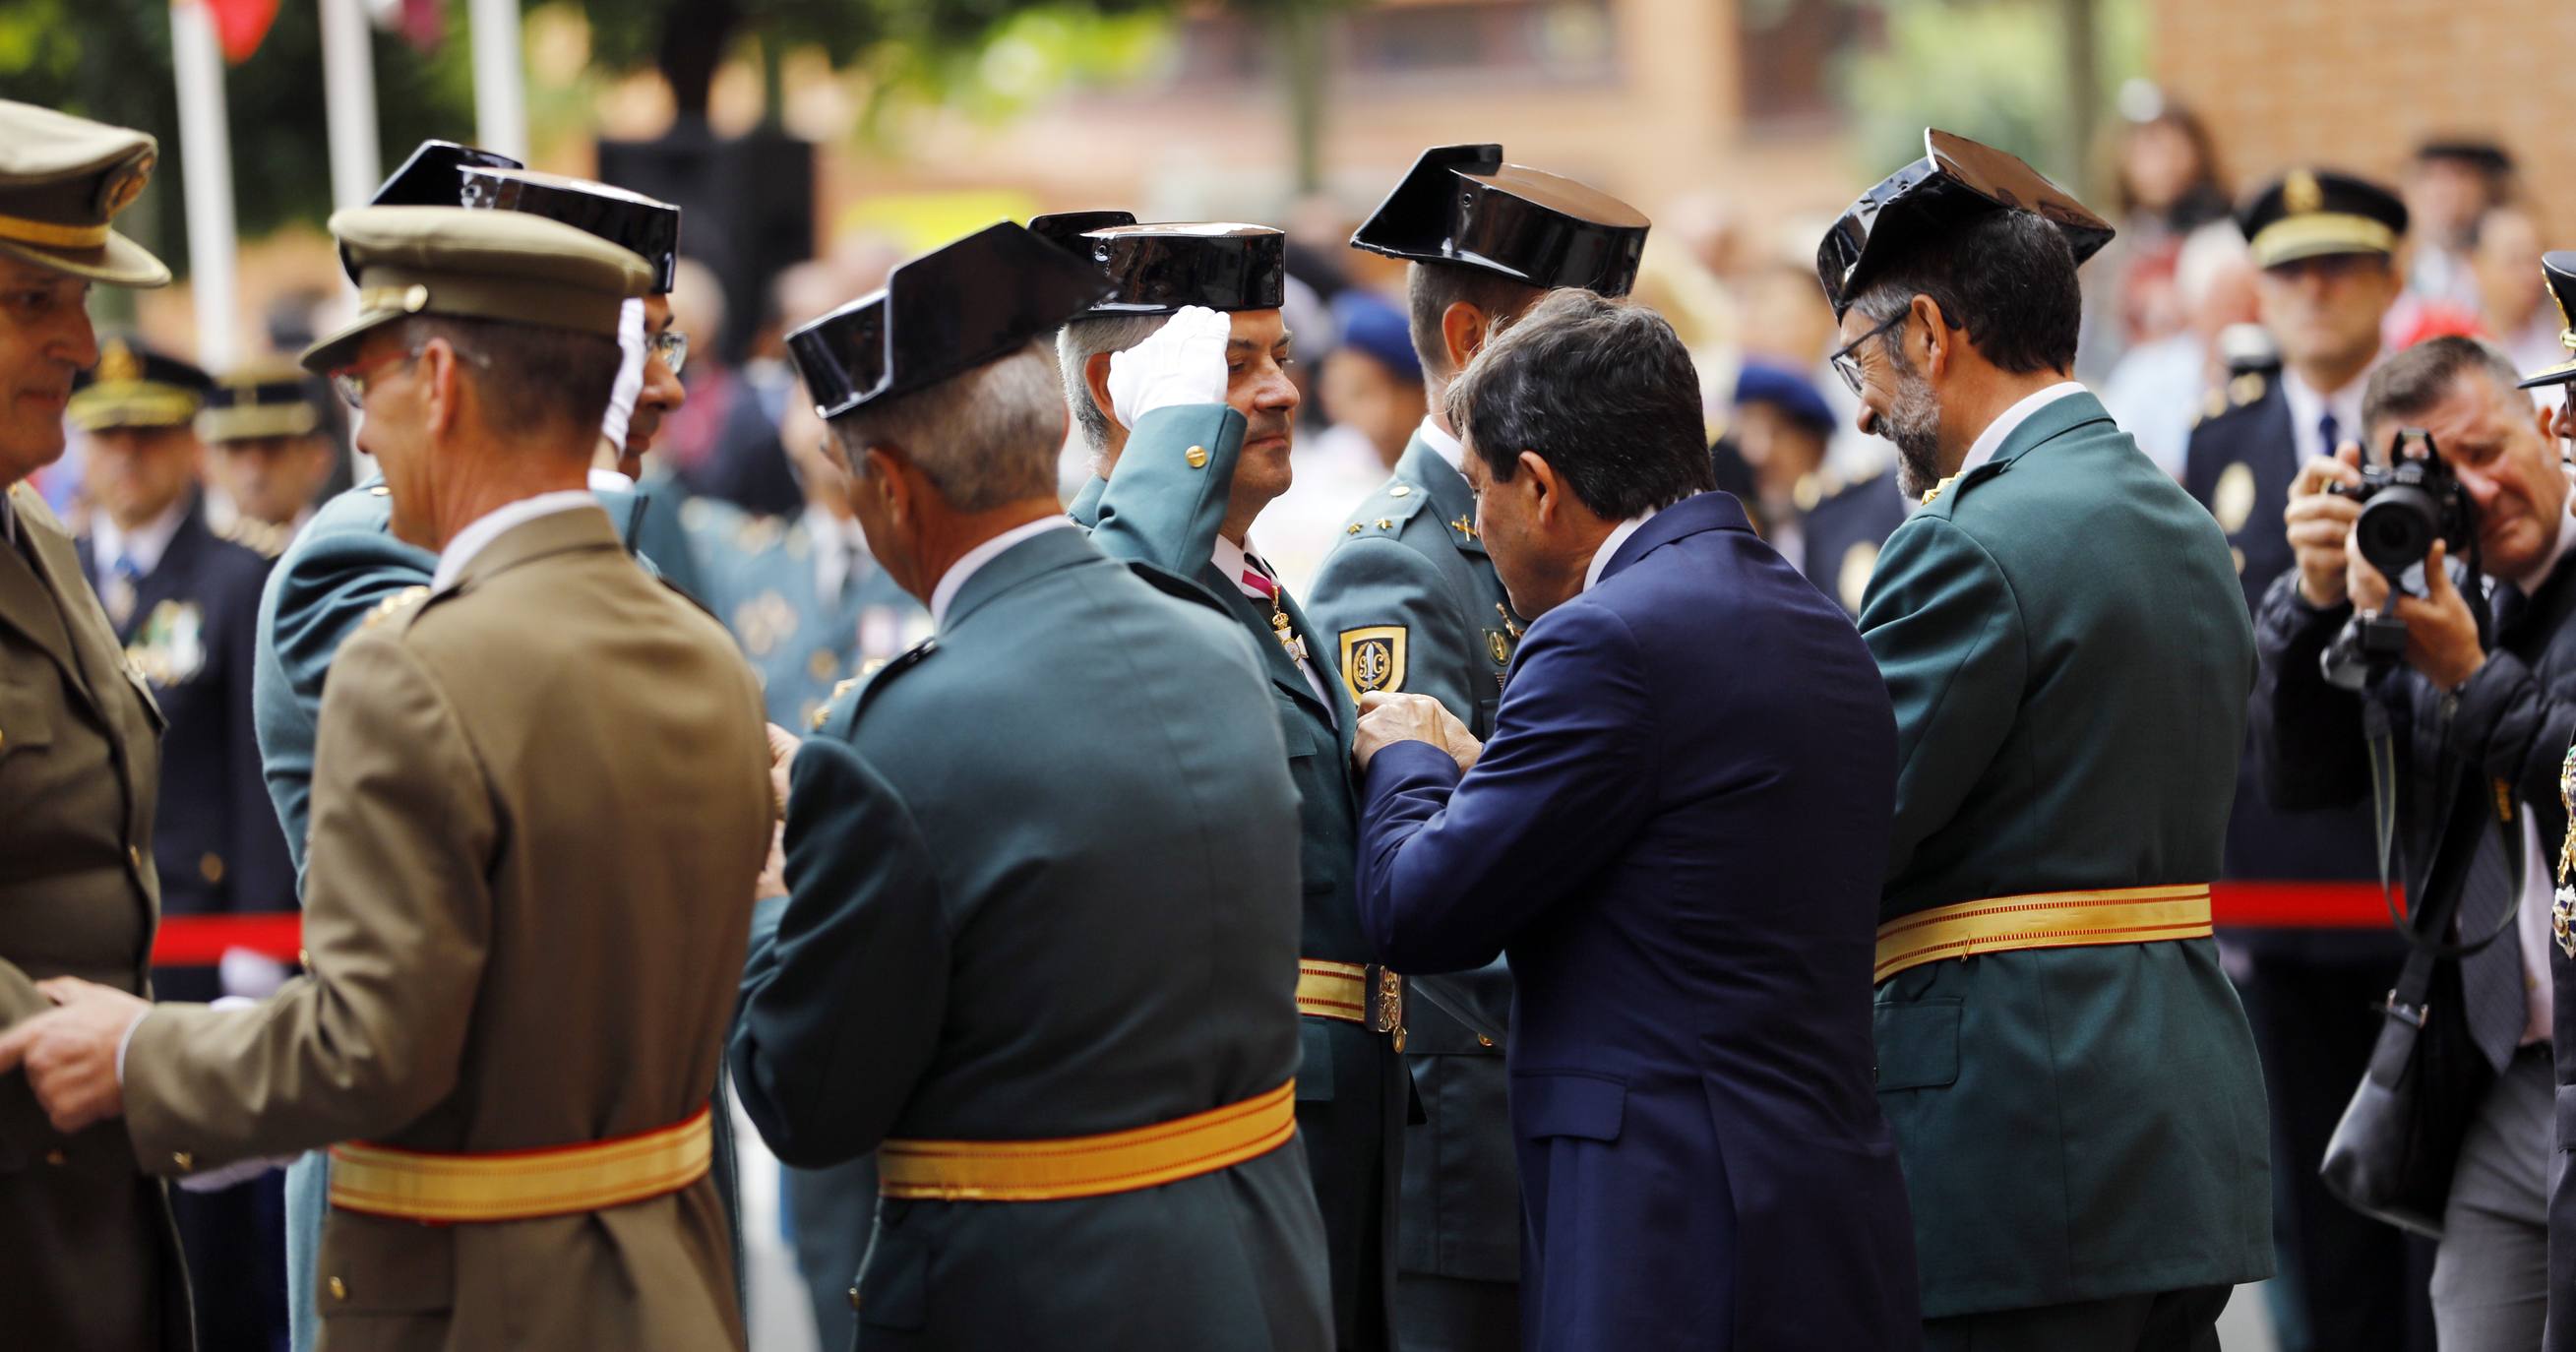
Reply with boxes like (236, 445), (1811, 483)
(1583, 507), (1661, 592)
(929, 516), (1074, 630)
(91, 498), (188, 581)
(430, 491), (601, 593)
(2279, 366), (2369, 466)
(1956, 381), (2088, 480)
(1416, 415), (1466, 473)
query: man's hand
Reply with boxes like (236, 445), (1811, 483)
(1354, 692), (1483, 774)
(1108, 305), (1231, 428)
(2287, 443), (2364, 608)
(754, 823), (789, 901)
(765, 723), (800, 822)
(0, 978), (149, 1134)
(2348, 538), (2486, 689)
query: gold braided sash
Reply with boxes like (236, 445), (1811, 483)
(877, 1080), (1297, 1202)
(328, 1105), (711, 1223)
(1874, 884), (2214, 984)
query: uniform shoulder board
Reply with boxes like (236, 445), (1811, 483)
(359, 584), (433, 634)
(814, 637), (939, 740)
(1339, 477), (1435, 539)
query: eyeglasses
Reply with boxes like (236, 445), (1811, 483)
(1828, 311), (1908, 397)
(648, 330), (689, 377)
(329, 342), (492, 408)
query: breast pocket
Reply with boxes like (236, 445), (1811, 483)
(0, 675), (56, 766)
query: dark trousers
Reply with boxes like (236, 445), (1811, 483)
(172, 1171), (289, 1352)
(1392, 1272), (1518, 1352)
(2232, 937), (2438, 1352)
(1922, 1284), (2232, 1352)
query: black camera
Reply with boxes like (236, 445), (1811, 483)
(2326, 428), (2473, 577)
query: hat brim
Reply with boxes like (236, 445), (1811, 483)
(2249, 214), (2399, 270)
(200, 403), (323, 442)
(299, 307), (404, 375)
(0, 230), (171, 288)
(2517, 357), (2576, 390)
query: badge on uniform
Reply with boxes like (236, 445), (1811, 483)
(1339, 626), (1406, 696)
(125, 599), (205, 686)
(2213, 462), (2256, 536)
(2556, 743), (2576, 958)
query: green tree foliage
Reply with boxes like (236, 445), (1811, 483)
(1839, 0), (2147, 185)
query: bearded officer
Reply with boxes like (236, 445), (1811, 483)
(0, 203), (773, 1351)
(247, 141), (710, 1352)
(730, 221), (1329, 1350)
(0, 96), (190, 1352)
(1043, 211), (1398, 1351)
(1306, 143), (1649, 1352)
(1824, 131), (2271, 1347)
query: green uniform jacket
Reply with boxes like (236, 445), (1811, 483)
(681, 497), (929, 735)
(1073, 405), (1403, 1352)
(1306, 434), (1521, 1287)
(1858, 391), (2273, 1318)
(731, 523), (1331, 1351)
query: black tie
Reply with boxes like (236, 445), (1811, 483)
(2456, 791), (2531, 1074)
(2320, 410), (2342, 460)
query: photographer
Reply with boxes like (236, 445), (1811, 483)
(2258, 335), (2569, 1350)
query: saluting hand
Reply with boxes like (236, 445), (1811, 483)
(0, 978), (148, 1135)
(1353, 692), (1483, 775)
(2285, 442), (2365, 608)
(1107, 305), (1231, 429)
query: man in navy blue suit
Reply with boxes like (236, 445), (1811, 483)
(1350, 287), (1919, 1351)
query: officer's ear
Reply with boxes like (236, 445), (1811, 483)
(857, 444), (910, 524)
(1082, 351), (1119, 432)
(1514, 449), (1564, 525)
(1912, 294), (1953, 382)
(1441, 301), (1488, 374)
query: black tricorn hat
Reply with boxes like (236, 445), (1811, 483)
(458, 165), (683, 294)
(2519, 251), (2576, 391)
(1028, 211), (1286, 316)
(1349, 144), (1650, 297)
(787, 221), (1111, 421)
(1816, 129), (2115, 319)
(371, 140), (523, 209)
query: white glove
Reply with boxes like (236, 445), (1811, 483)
(597, 297), (648, 460)
(1108, 305), (1231, 429)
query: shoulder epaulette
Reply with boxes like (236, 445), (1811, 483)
(814, 637), (940, 739)
(1338, 477), (1437, 540)
(359, 584), (433, 634)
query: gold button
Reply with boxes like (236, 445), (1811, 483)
(0, 726), (7, 748)
(1185, 446), (1209, 469)
(43, 1149), (64, 1166)
(1376, 520), (1392, 530)
(1388, 485), (1412, 498)
(1476, 1035), (1494, 1048)
(128, 845), (143, 870)
(847, 1286), (862, 1311)
(199, 853), (224, 884)
(171, 1151), (193, 1171)
(329, 1276), (347, 1302)
(297, 949), (311, 968)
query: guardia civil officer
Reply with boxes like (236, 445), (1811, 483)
(71, 339), (295, 1349)
(1306, 143), (1648, 1352)
(1825, 130), (2271, 1347)
(730, 221), (1330, 1351)
(247, 140), (708, 1352)
(2180, 170), (2425, 1352)
(1044, 211), (1394, 1352)
(0, 96), (191, 1352)
(0, 203), (773, 1352)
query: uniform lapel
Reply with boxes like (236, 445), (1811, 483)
(0, 522), (82, 693)
(1208, 560), (1352, 766)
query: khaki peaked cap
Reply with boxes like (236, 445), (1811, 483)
(301, 206), (652, 373)
(0, 99), (170, 287)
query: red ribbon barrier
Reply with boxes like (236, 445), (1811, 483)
(152, 913), (303, 966)
(2211, 881), (2400, 929)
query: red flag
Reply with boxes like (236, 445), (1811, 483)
(200, 0), (280, 64)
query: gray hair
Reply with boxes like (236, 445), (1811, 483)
(828, 342), (1065, 512)
(2361, 336), (2531, 444)
(1054, 313), (1167, 457)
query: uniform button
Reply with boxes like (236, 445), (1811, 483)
(1184, 446), (1209, 469)
(329, 1276), (347, 1302)
(847, 1286), (862, 1311)
(43, 1149), (65, 1166)
(128, 845), (144, 870)
(1388, 485), (1412, 498)
(1476, 1035), (1494, 1048)
(199, 853), (224, 884)
(297, 949), (311, 968)
(171, 1151), (193, 1171)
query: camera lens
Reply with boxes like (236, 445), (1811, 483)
(2356, 488), (2438, 574)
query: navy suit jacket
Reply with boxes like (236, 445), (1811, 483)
(1356, 491), (1920, 1351)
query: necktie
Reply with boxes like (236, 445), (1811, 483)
(2456, 802), (2530, 1074)
(103, 554), (143, 628)
(2320, 410), (2342, 460)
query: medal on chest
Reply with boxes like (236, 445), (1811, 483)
(2554, 744), (2576, 958)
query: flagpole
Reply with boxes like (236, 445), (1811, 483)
(469, 0), (527, 161)
(169, 0), (239, 369)
(319, 0), (381, 213)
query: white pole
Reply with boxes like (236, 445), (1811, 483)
(319, 0), (381, 213)
(469, 0), (527, 162)
(169, 0), (239, 369)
